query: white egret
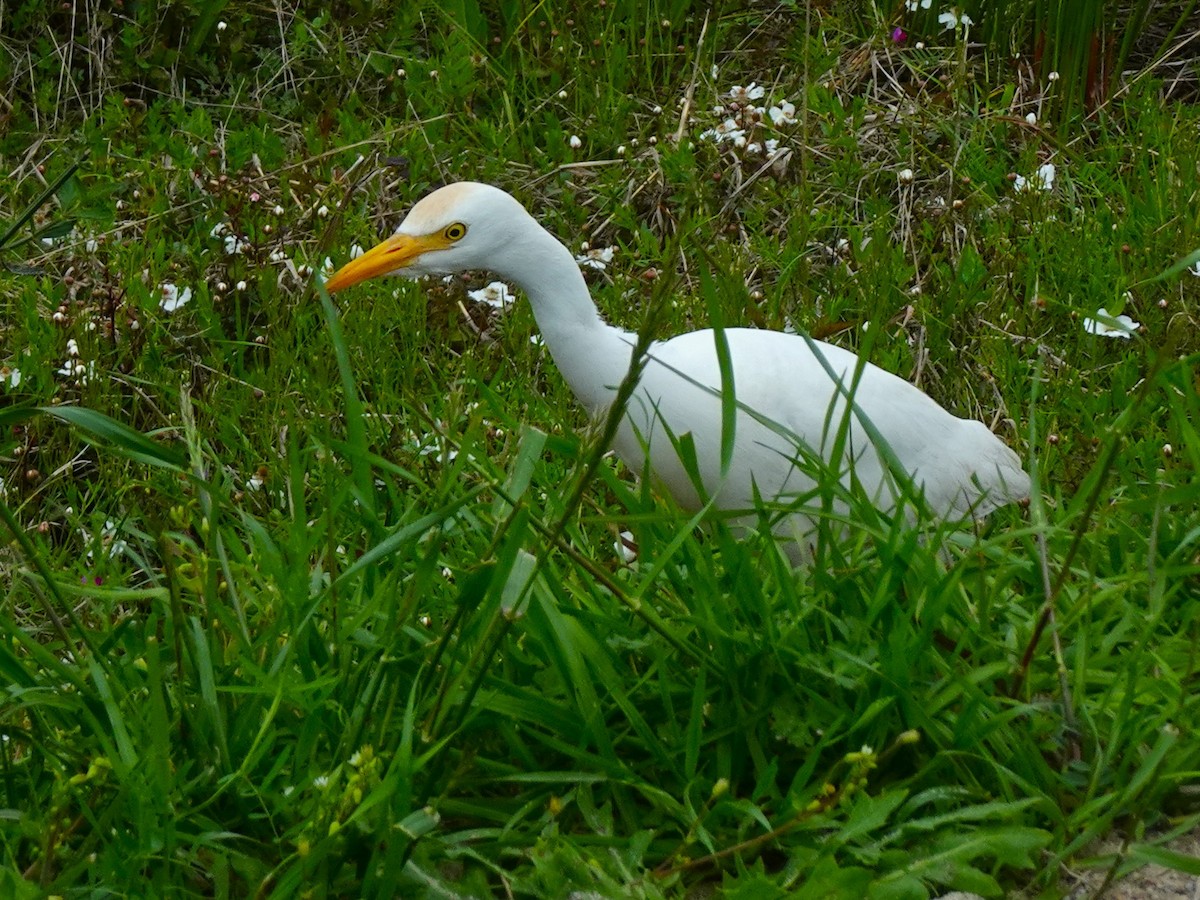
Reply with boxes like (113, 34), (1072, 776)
(325, 182), (1029, 561)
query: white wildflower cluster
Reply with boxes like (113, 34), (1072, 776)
(575, 244), (615, 271)
(466, 281), (514, 310)
(55, 338), (96, 385)
(1084, 295), (1141, 339)
(699, 82), (794, 158)
(159, 282), (193, 313)
(1014, 162), (1056, 193)
(79, 518), (128, 561)
(417, 441), (459, 465)
(209, 222), (249, 256)
(903, 2), (974, 32)
(937, 8), (974, 30)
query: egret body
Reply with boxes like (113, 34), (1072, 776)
(325, 182), (1029, 561)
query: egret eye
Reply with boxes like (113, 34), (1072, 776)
(443, 222), (467, 241)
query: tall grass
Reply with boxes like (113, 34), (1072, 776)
(1, 0), (1199, 895)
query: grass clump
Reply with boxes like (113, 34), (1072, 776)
(2, 0), (1199, 896)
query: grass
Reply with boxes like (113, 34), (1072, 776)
(2, 0), (1200, 896)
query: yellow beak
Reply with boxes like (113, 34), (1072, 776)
(323, 233), (431, 293)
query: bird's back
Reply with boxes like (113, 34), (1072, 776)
(614, 327), (1028, 528)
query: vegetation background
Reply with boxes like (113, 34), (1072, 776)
(1, 0), (1199, 896)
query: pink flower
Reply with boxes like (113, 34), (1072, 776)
(892, 26), (907, 43)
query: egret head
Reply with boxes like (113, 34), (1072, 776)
(324, 182), (530, 291)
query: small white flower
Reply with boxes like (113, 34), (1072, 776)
(158, 283), (193, 313)
(236, 280), (247, 291)
(898, 168), (915, 183)
(268, 250), (286, 263)
(764, 138), (780, 154)
(1048, 71), (1060, 81)
(313, 775), (329, 789)
(223, 234), (249, 255)
(66, 338), (80, 357)
(1187, 260), (1200, 277)
(1025, 112), (1037, 125)
(2, 367), (20, 389)
(101, 519), (128, 558)
(938, 8), (973, 30)
(216, 21), (227, 31)
(615, 530), (637, 563)
(246, 474), (264, 491)
(558, 90), (568, 99)
(904, 0), (932, 9)
(746, 142), (762, 154)
(209, 222), (229, 239)
(416, 439), (458, 464)
(710, 64), (719, 79)
(1014, 162), (1056, 192)
(700, 117), (747, 145)
(273, 204), (285, 216)
(467, 281), (514, 309)
(350, 244), (365, 259)
(915, 40), (926, 49)
(768, 100), (796, 126)
(85, 238), (99, 253)
(617, 145), (627, 155)
(652, 105), (662, 114)
(729, 83), (765, 103)
(568, 135), (582, 149)
(576, 246), (615, 271)
(317, 205), (330, 218)
(1083, 307), (1140, 339)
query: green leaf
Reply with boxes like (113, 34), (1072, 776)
(840, 789), (910, 844)
(1130, 843), (1200, 876)
(868, 872), (927, 900)
(724, 872), (789, 900)
(0, 153), (86, 252)
(793, 856), (874, 899)
(957, 244), (986, 287)
(1135, 247), (1200, 285)
(32, 218), (77, 241)
(43, 405), (184, 470)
